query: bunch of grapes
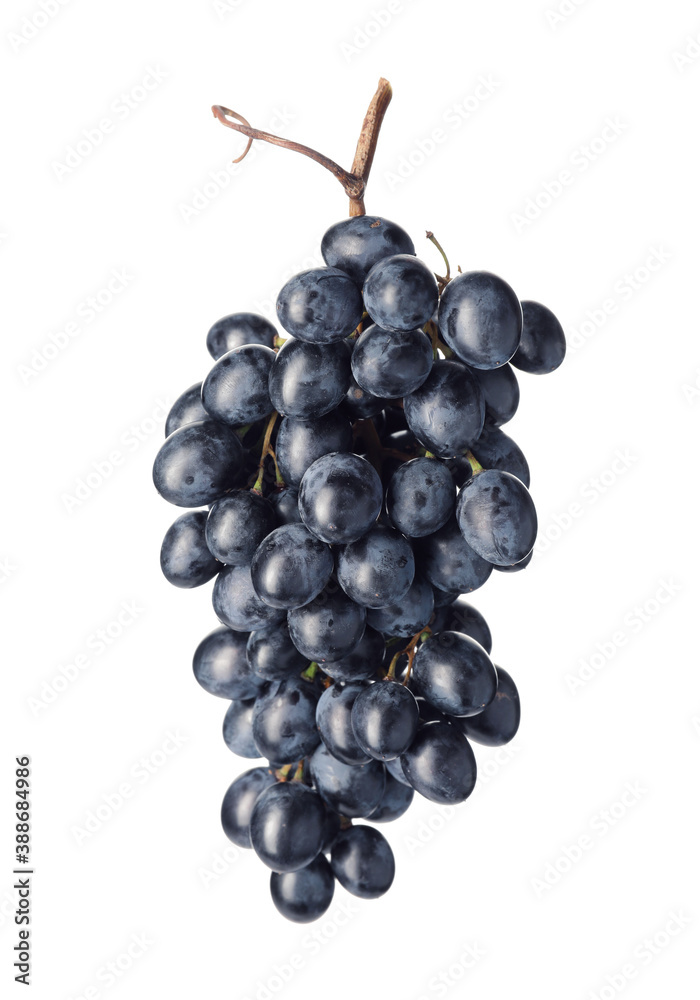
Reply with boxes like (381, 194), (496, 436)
(153, 213), (565, 923)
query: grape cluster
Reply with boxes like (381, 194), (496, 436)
(154, 214), (565, 923)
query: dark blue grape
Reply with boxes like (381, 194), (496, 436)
(340, 375), (389, 419)
(404, 360), (484, 458)
(221, 767), (277, 847)
(153, 419), (244, 508)
(330, 825), (395, 899)
(165, 383), (208, 436)
(309, 743), (385, 817)
(276, 268), (363, 343)
(351, 325), (432, 398)
(246, 624), (307, 681)
(298, 452), (383, 545)
(316, 683), (371, 766)
(412, 631), (497, 717)
(456, 667), (520, 746)
(287, 586), (366, 662)
(160, 510), (219, 588)
(322, 626), (385, 682)
(472, 364), (520, 426)
(252, 676), (320, 763)
(414, 516), (492, 594)
(386, 457), (455, 538)
(193, 626), (263, 699)
(205, 491), (276, 566)
(251, 523), (334, 610)
(276, 411), (353, 488)
(367, 772), (414, 822)
(430, 599), (492, 653)
(206, 312), (277, 360)
(213, 565), (286, 632)
(269, 338), (351, 419)
(337, 524), (414, 609)
(363, 255), (438, 331)
(222, 699), (260, 758)
(250, 781), (326, 872)
(321, 216), (415, 285)
(400, 722), (477, 804)
(351, 681), (419, 760)
(202, 345), (275, 426)
(270, 853), (335, 923)
(456, 469), (537, 566)
(471, 424), (530, 487)
(270, 487), (302, 525)
(438, 271), (522, 369)
(366, 574), (434, 638)
(512, 301), (566, 374)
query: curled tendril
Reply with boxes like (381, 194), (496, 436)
(212, 106), (254, 163)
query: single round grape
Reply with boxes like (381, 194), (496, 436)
(316, 682), (371, 766)
(287, 586), (366, 662)
(270, 487), (302, 525)
(250, 523), (334, 610)
(160, 510), (219, 588)
(337, 524), (415, 609)
(351, 325), (433, 398)
(330, 825), (395, 899)
(494, 549), (533, 573)
(386, 457), (455, 538)
(206, 312), (277, 360)
(366, 574), (434, 638)
(205, 491), (276, 566)
(456, 667), (520, 746)
(472, 364), (520, 426)
(321, 216), (415, 285)
(276, 267), (363, 343)
(367, 772), (414, 822)
(351, 681), (419, 761)
(201, 345), (275, 426)
(363, 254), (438, 331)
(512, 301), (566, 374)
(246, 624), (307, 681)
(430, 599), (492, 653)
(321, 626), (385, 682)
(309, 743), (386, 817)
(404, 360), (484, 458)
(153, 419), (244, 507)
(412, 631), (497, 717)
(193, 626), (263, 699)
(213, 565), (286, 632)
(222, 699), (260, 758)
(414, 517), (492, 594)
(221, 767), (277, 847)
(438, 271), (522, 369)
(298, 452), (383, 545)
(270, 853), (335, 923)
(400, 722), (477, 804)
(252, 677), (320, 763)
(165, 383), (208, 436)
(269, 338), (351, 419)
(471, 424), (530, 487)
(456, 469), (537, 566)
(275, 411), (353, 488)
(341, 375), (389, 419)
(250, 781), (326, 872)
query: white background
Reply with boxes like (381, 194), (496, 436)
(2, 0), (700, 998)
